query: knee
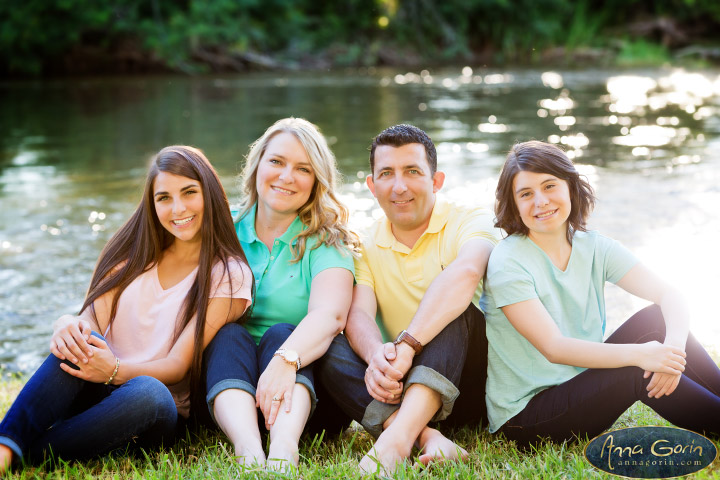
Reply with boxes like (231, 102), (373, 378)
(129, 376), (177, 420)
(259, 323), (295, 347)
(213, 322), (253, 343)
(322, 333), (352, 365)
(629, 305), (666, 341)
(205, 323), (254, 357)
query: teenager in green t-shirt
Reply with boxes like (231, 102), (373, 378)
(482, 141), (720, 447)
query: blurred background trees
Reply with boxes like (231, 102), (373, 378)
(2, 0), (720, 76)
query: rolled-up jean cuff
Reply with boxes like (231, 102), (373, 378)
(0, 435), (22, 460)
(206, 379), (256, 424)
(360, 401), (400, 439)
(295, 373), (317, 417)
(405, 365), (460, 422)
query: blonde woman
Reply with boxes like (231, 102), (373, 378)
(203, 118), (357, 471)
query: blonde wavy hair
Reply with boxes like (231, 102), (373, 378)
(237, 117), (359, 261)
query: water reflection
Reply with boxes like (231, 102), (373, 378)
(1, 67), (719, 374)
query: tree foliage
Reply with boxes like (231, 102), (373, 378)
(1, 0), (719, 75)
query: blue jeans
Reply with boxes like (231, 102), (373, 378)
(317, 304), (488, 438)
(203, 323), (317, 423)
(0, 334), (178, 464)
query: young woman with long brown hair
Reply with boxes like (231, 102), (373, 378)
(0, 146), (252, 471)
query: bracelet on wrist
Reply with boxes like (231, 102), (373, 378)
(105, 357), (120, 385)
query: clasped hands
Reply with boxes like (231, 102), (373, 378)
(50, 314), (117, 383)
(364, 341), (414, 404)
(639, 340), (687, 399)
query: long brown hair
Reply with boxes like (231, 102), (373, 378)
(81, 145), (251, 405)
(237, 117), (359, 261)
(495, 141), (595, 243)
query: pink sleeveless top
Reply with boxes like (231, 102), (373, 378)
(105, 258), (252, 417)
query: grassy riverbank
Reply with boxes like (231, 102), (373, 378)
(1, 376), (718, 479)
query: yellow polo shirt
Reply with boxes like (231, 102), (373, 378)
(355, 200), (497, 340)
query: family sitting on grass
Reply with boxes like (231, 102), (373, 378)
(1, 120), (719, 476)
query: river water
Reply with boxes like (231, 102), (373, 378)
(1, 67), (719, 374)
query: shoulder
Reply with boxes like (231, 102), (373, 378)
(306, 237), (355, 269)
(442, 201), (499, 245)
(446, 201), (491, 222)
(574, 230), (619, 252)
(234, 209), (257, 242)
(210, 256), (253, 299)
(488, 235), (530, 271)
(354, 216), (387, 252)
(212, 257), (252, 284)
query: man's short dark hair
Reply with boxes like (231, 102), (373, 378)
(369, 124), (437, 175)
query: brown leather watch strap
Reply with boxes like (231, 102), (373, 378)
(393, 330), (423, 354)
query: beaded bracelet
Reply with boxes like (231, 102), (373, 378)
(105, 357), (120, 385)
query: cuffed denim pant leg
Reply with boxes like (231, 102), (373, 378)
(204, 322), (260, 422)
(0, 334), (178, 464)
(317, 304), (488, 438)
(203, 322), (318, 424)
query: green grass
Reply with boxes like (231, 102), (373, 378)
(1, 376), (718, 479)
(616, 38), (672, 66)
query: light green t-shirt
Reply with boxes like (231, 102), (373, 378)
(479, 230), (637, 432)
(235, 206), (355, 344)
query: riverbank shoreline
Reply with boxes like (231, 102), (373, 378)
(6, 39), (720, 79)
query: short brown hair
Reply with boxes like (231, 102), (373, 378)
(369, 124), (437, 175)
(494, 141), (595, 243)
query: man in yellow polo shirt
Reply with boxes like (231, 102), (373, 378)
(318, 124), (497, 474)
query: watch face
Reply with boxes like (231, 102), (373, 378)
(284, 350), (299, 363)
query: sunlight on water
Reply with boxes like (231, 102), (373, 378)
(1, 66), (719, 373)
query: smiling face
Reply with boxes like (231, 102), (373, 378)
(255, 132), (316, 218)
(367, 143), (444, 241)
(512, 170), (571, 240)
(153, 171), (204, 245)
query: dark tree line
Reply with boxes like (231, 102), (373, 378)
(2, 0), (720, 76)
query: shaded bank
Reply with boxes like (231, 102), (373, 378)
(3, 0), (720, 77)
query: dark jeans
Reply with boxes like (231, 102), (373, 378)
(500, 305), (720, 448)
(202, 322), (317, 424)
(0, 334), (178, 464)
(317, 304), (488, 438)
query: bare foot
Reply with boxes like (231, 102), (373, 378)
(234, 444), (266, 469)
(267, 436), (299, 474)
(358, 429), (413, 476)
(416, 427), (468, 466)
(0, 444), (13, 474)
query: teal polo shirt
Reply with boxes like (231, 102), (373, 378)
(236, 205), (355, 344)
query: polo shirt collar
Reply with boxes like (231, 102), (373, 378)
(375, 200), (451, 249)
(278, 215), (304, 246)
(237, 204), (304, 245)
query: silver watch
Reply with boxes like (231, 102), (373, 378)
(273, 348), (301, 370)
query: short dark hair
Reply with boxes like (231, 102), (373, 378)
(369, 124), (437, 175)
(494, 141), (595, 243)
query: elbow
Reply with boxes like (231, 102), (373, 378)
(543, 349), (562, 365)
(458, 264), (483, 288)
(537, 339), (564, 364)
(333, 311), (347, 336)
(321, 307), (347, 336)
